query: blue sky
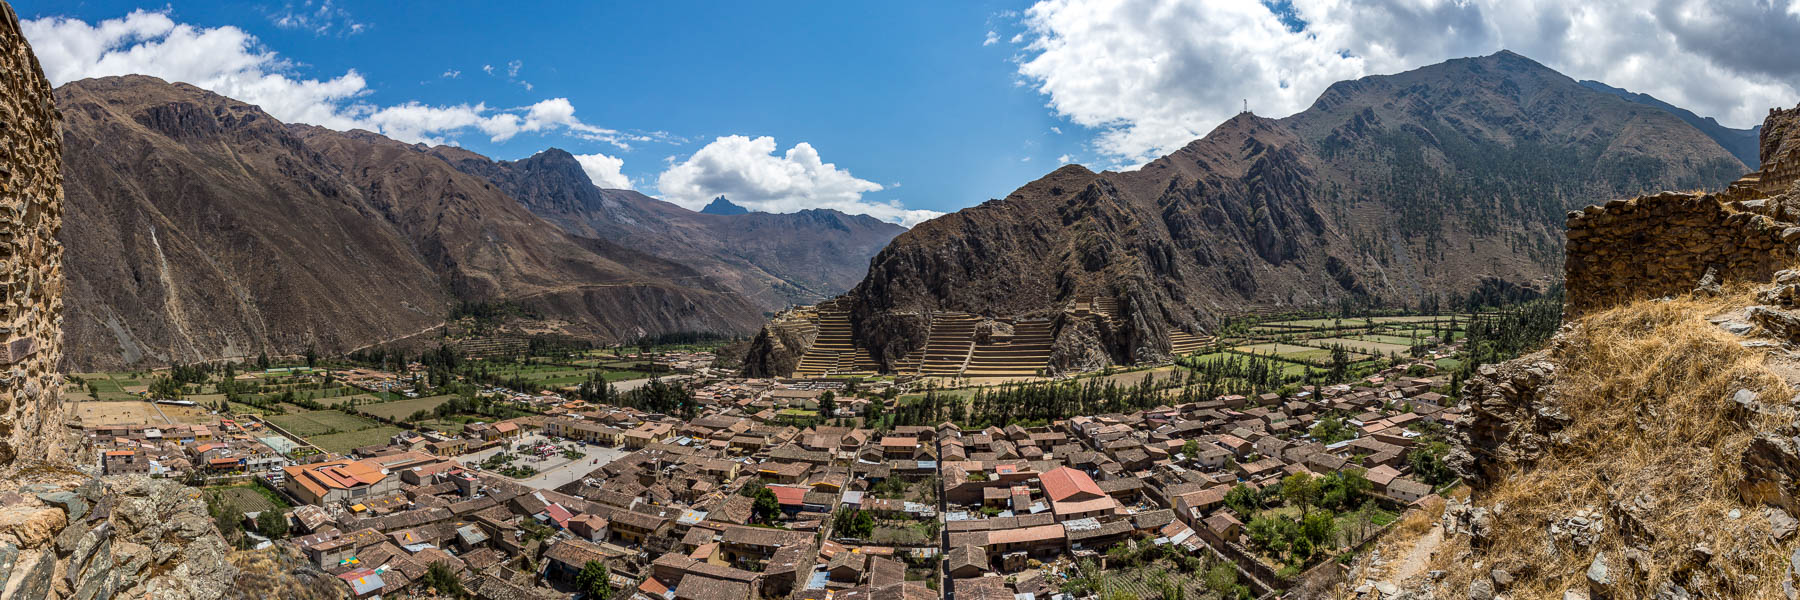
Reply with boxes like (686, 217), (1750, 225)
(19, 1), (1800, 226)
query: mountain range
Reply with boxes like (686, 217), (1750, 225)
(55, 75), (899, 369)
(772, 50), (1752, 373)
(1578, 79), (1762, 169)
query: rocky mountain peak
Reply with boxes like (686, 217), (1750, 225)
(701, 196), (752, 215)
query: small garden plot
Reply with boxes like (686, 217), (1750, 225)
(205, 484), (291, 516)
(870, 523), (935, 545)
(268, 410), (378, 437)
(308, 426), (404, 454)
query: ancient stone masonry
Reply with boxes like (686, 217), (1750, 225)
(1564, 192), (1797, 315)
(1566, 105), (1800, 316)
(0, 1), (65, 466)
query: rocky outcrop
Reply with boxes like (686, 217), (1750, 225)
(0, 475), (240, 600)
(740, 313), (815, 378)
(1447, 354), (1563, 487)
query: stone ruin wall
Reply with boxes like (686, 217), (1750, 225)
(0, 1), (65, 466)
(1566, 105), (1800, 316)
(1564, 192), (1798, 314)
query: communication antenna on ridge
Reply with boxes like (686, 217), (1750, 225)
(1243, 99), (1248, 114)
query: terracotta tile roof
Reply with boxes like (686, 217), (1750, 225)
(1040, 466), (1104, 502)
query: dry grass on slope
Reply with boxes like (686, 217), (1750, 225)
(1432, 290), (1794, 598)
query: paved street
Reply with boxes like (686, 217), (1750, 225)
(609, 375), (682, 392)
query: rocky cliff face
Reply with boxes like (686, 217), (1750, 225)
(442, 147), (905, 311)
(56, 77), (763, 369)
(801, 51), (1747, 373)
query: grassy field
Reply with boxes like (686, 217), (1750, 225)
(1231, 343), (1342, 364)
(359, 395), (458, 421)
(308, 427), (405, 454)
(268, 410), (378, 437)
(68, 372), (150, 401)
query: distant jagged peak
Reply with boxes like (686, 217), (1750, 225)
(700, 196), (752, 216)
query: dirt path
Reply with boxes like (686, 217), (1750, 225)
(1384, 523), (1445, 583)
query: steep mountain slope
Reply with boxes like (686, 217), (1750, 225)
(1580, 79), (1761, 170)
(811, 51), (1749, 372)
(435, 147), (905, 310)
(58, 75), (760, 369)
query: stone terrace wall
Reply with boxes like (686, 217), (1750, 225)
(1565, 192), (1799, 314)
(0, 1), (65, 465)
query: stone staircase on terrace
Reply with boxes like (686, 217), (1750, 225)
(963, 318), (1054, 378)
(1169, 330), (1213, 356)
(790, 300), (877, 378)
(917, 313), (979, 377)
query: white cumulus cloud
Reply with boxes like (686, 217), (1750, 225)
(1015, 0), (1800, 165)
(573, 153), (632, 189)
(23, 10), (633, 147)
(657, 135), (942, 227)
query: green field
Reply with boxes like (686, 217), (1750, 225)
(1232, 343), (1338, 363)
(308, 427), (405, 454)
(1353, 333), (1428, 346)
(359, 395), (458, 421)
(1306, 337), (1413, 355)
(268, 410), (379, 437)
(68, 372), (150, 401)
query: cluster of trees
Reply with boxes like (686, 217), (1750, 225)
(1407, 439), (1455, 486)
(1307, 415), (1356, 445)
(1232, 470), (1383, 568)
(738, 482), (782, 524)
(832, 507), (876, 538)
(884, 376), (1180, 429)
(1451, 293), (1564, 396)
(405, 394), (531, 423)
(575, 559), (614, 600)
